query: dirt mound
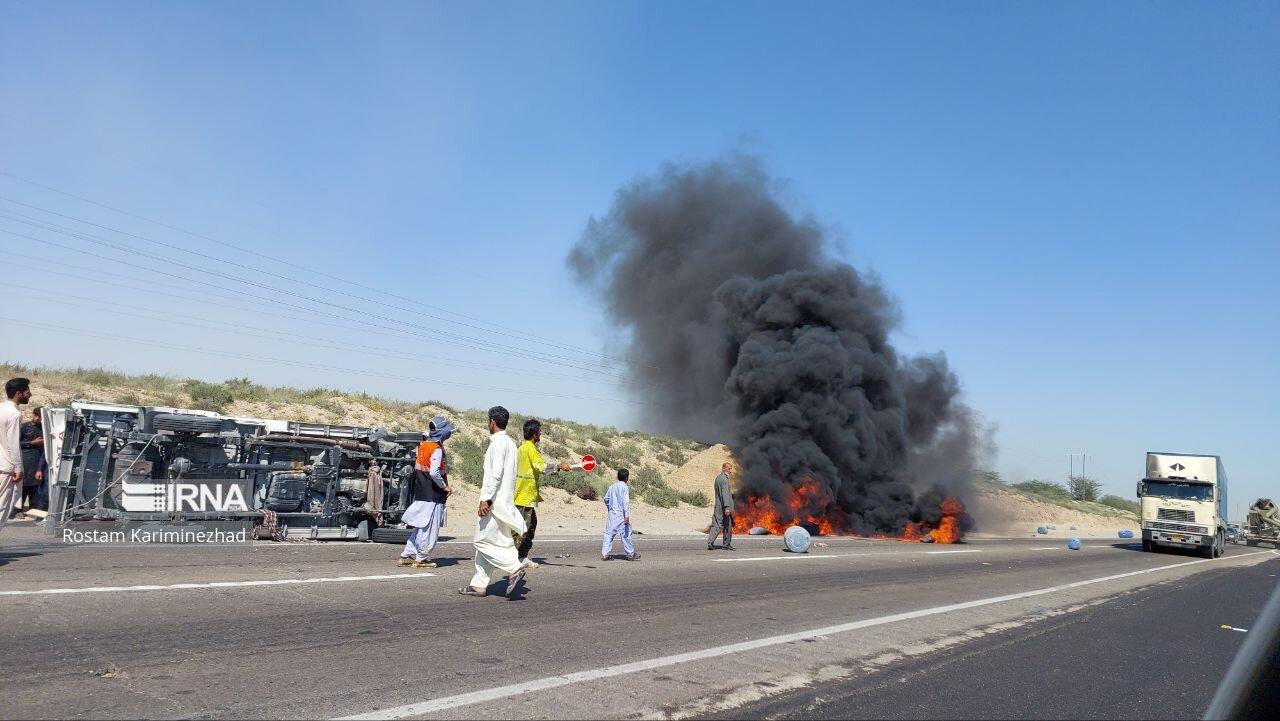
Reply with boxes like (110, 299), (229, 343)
(666, 444), (735, 494)
(967, 483), (1139, 539)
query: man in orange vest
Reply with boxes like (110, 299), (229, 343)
(398, 415), (455, 568)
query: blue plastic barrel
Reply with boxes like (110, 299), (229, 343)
(1036, 526), (1048, 535)
(783, 525), (812, 553)
(1067, 538), (1082, 550)
(1118, 530), (1134, 539)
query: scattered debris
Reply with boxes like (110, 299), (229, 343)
(814, 542), (829, 548)
(1067, 538), (1082, 551)
(1036, 526), (1048, 535)
(554, 554), (571, 559)
(89, 666), (128, 679)
(1220, 625), (1249, 633)
(748, 526), (768, 535)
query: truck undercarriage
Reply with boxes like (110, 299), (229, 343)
(44, 401), (424, 539)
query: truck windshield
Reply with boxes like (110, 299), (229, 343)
(1144, 481), (1213, 501)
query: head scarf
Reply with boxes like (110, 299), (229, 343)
(427, 415), (455, 443)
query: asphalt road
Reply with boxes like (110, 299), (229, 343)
(1, 520), (1275, 720)
(718, 556), (1280, 720)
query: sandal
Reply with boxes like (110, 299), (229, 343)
(458, 586), (487, 597)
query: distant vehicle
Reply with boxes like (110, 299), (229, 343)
(1244, 498), (1280, 548)
(1227, 524), (1242, 544)
(1136, 452), (1227, 558)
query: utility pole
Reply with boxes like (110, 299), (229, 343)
(1066, 452), (1088, 479)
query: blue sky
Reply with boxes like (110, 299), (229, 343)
(1, 1), (1276, 509)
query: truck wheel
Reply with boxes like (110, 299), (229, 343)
(1141, 539), (1152, 552)
(1213, 534), (1224, 558)
(153, 413), (224, 434)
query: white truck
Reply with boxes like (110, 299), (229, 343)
(1137, 452), (1227, 558)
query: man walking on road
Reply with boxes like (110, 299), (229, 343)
(708, 462), (735, 551)
(398, 415), (455, 569)
(1, 378), (33, 531)
(460, 406), (528, 598)
(601, 468), (639, 561)
(514, 419), (570, 569)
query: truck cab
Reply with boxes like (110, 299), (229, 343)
(1137, 452), (1227, 558)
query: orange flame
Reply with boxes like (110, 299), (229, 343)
(733, 475), (838, 536)
(733, 475), (966, 544)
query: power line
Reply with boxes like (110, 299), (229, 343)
(0, 282), (661, 391)
(7, 251), (662, 390)
(0, 209), (621, 374)
(0, 171), (653, 369)
(0, 223), (654, 384)
(0, 316), (655, 407)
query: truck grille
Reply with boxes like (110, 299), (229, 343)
(1147, 521), (1208, 535)
(1157, 508), (1195, 522)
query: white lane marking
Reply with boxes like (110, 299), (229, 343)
(336, 550), (1273, 720)
(1031, 547), (1062, 550)
(0, 573), (437, 597)
(925, 549), (982, 555)
(713, 554), (854, 563)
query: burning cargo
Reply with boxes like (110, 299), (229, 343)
(570, 156), (976, 541)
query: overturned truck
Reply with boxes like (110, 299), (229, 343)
(1244, 498), (1280, 548)
(44, 400), (426, 539)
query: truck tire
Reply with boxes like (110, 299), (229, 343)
(371, 527), (413, 544)
(153, 413), (223, 434)
(1141, 539), (1152, 552)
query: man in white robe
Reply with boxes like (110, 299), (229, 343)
(460, 406), (528, 598)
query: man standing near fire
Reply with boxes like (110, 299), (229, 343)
(708, 461), (735, 550)
(514, 419), (571, 570)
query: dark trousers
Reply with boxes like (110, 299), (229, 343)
(515, 505), (537, 559)
(19, 484), (42, 511)
(709, 511), (733, 547)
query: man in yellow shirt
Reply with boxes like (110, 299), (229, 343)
(514, 419), (570, 569)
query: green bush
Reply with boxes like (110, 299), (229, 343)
(82, 368), (126, 386)
(631, 465), (664, 493)
(659, 446), (687, 466)
(643, 485), (680, 508)
(185, 380), (234, 412)
(1011, 480), (1071, 501)
(1067, 475), (1103, 502)
(223, 377), (267, 402)
(1098, 495), (1140, 514)
(447, 437), (485, 486)
(679, 490), (710, 507)
(543, 471), (600, 498)
(596, 442), (641, 471)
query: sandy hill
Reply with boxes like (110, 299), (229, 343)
(665, 444), (735, 494)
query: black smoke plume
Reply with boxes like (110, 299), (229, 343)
(569, 156), (975, 535)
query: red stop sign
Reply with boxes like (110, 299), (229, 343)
(580, 454), (596, 472)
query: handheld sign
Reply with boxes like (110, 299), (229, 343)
(573, 454), (597, 472)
